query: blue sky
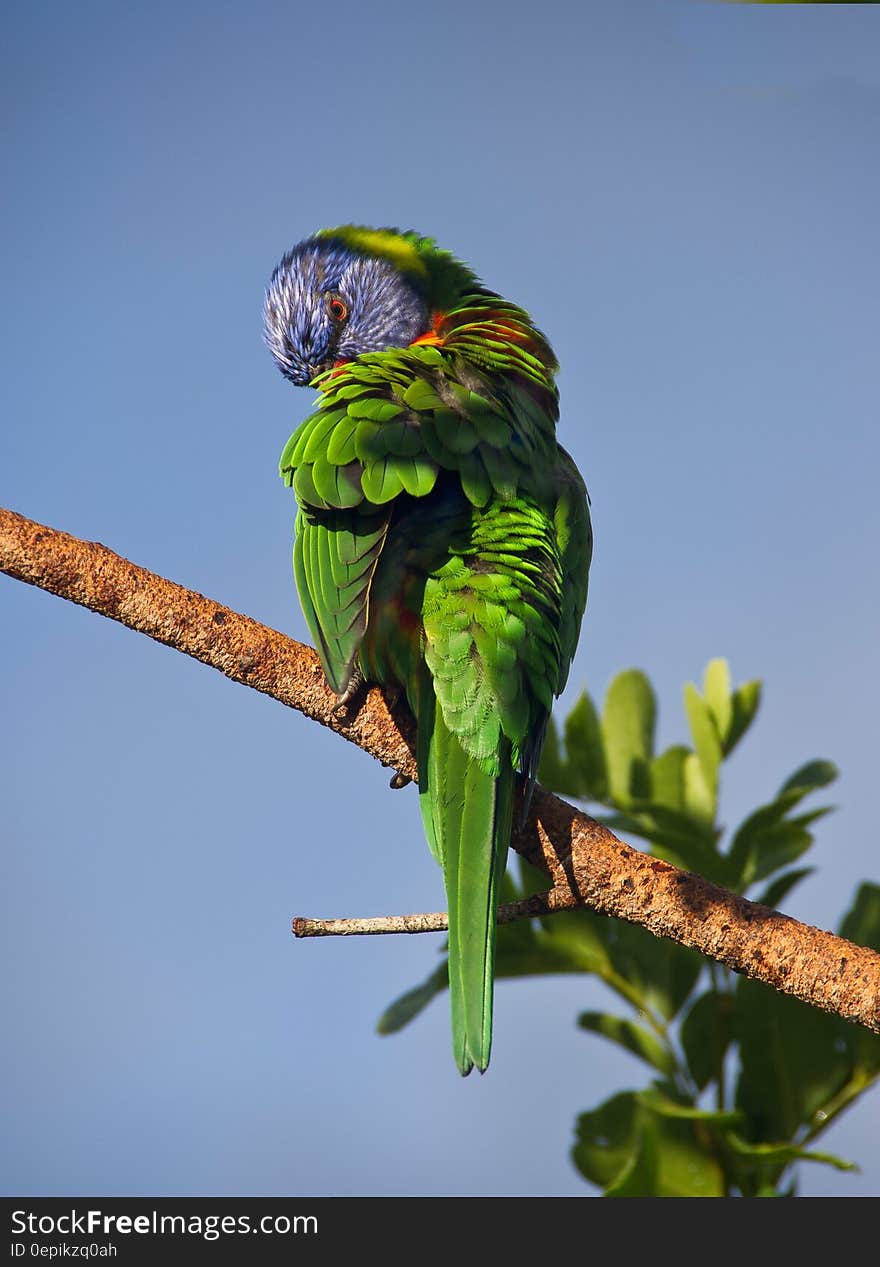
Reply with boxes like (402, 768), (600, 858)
(2, 1), (878, 1196)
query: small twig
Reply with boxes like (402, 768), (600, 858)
(293, 894), (556, 937)
(3, 504), (880, 1035)
(295, 912), (448, 937)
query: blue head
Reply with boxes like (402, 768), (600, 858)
(263, 233), (430, 386)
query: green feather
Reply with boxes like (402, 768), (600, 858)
(348, 398), (404, 423)
(325, 415), (361, 465)
(353, 420), (384, 462)
(380, 420), (425, 459)
(457, 452), (492, 507)
(303, 410), (347, 462)
(402, 379), (445, 411)
(361, 458), (404, 503)
(397, 456), (438, 498)
(420, 689), (514, 1074)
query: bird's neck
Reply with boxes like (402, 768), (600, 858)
(427, 290), (559, 401)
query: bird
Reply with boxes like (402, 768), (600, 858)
(264, 225), (591, 1074)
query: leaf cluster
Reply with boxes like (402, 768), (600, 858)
(380, 659), (880, 1195)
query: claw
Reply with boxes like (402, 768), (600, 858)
(332, 666), (366, 717)
(389, 771), (412, 790)
(383, 683), (403, 710)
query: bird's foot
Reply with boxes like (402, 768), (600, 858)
(389, 771), (412, 790)
(332, 667), (367, 718)
(381, 683), (403, 710)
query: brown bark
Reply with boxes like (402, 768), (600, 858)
(3, 504), (879, 1035)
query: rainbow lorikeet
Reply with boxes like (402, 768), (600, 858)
(264, 226), (591, 1074)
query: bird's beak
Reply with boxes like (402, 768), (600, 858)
(309, 358), (351, 385)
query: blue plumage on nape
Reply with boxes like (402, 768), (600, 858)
(263, 236), (430, 386)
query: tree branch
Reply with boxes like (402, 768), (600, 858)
(292, 894), (552, 938)
(3, 505), (880, 1035)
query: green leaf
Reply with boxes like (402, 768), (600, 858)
(536, 717), (574, 796)
(744, 817), (819, 885)
(532, 910), (613, 977)
(729, 794), (803, 855)
(759, 1175), (800, 1196)
(376, 963), (449, 1034)
(778, 759), (839, 800)
(838, 882), (880, 952)
(734, 978), (854, 1142)
(574, 1093), (726, 1197)
(537, 695), (607, 801)
(757, 868), (814, 909)
(603, 1120), (661, 1197)
(724, 679), (762, 755)
(620, 801), (729, 883)
(499, 907), (617, 981)
(649, 745), (689, 813)
(681, 990), (733, 1091)
(593, 806), (714, 877)
(492, 869), (547, 953)
(517, 855), (553, 900)
(837, 884), (880, 1075)
(602, 670), (656, 806)
(577, 1012), (677, 1077)
(729, 793), (832, 890)
(498, 864), (523, 905)
(703, 658), (733, 746)
(682, 751), (715, 825)
(564, 691), (608, 800)
(379, 901), (622, 1037)
(726, 1134), (856, 1173)
(684, 682), (722, 813)
(594, 917), (702, 1021)
(635, 1086), (742, 1126)
(525, 902), (699, 1020)
(573, 1092), (640, 1191)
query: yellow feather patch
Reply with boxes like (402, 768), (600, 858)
(315, 225), (429, 281)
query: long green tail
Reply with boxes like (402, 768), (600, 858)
(417, 682), (514, 1075)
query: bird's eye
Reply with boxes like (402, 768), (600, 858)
(325, 293), (348, 322)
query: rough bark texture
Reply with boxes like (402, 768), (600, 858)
(3, 504), (879, 1035)
(0, 506), (417, 779)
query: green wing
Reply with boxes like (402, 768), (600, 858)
(292, 507), (389, 694)
(279, 339), (560, 693)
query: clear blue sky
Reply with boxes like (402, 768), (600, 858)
(2, 1), (878, 1196)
